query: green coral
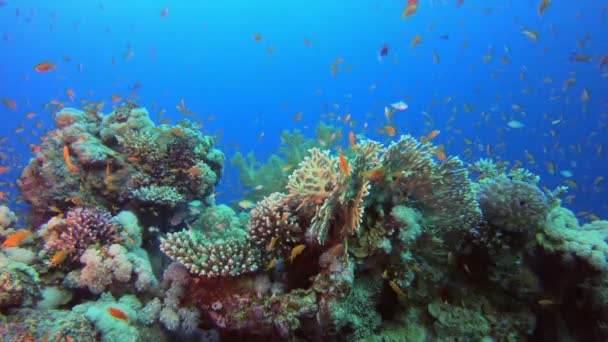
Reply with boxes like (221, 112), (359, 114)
(328, 274), (383, 340)
(0, 261), (41, 309)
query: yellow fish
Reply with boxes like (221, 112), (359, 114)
(289, 244), (306, 263)
(265, 258), (277, 271)
(389, 280), (407, 298)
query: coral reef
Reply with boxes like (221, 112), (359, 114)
(18, 106), (224, 225)
(3, 107), (608, 341)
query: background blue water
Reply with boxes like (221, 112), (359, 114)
(1, 0), (606, 220)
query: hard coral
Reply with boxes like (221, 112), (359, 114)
(160, 228), (261, 278)
(18, 106), (224, 225)
(0, 261), (41, 309)
(378, 135), (481, 233)
(42, 207), (120, 262)
(477, 174), (549, 233)
(247, 192), (304, 259)
(539, 207), (608, 272)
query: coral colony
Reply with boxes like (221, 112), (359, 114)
(2, 105), (608, 341)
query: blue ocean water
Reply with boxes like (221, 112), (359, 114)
(0, 0), (606, 218)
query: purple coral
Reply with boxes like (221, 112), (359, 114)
(44, 207), (120, 261)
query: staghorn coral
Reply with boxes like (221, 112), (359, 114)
(41, 207), (120, 262)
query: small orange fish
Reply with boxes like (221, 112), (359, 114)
(2, 230), (32, 248)
(108, 307), (129, 322)
(348, 131), (356, 148)
(362, 166), (387, 181)
(253, 33), (263, 41)
(66, 88), (75, 102)
(538, 0), (551, 16)
(34, 62), (56, 72)
(426, 130), (440, 141)
(49, 250), (69, 266)
(339, 154), (350, 175)
(186, 167), (202, 175)
(402, 0), (418, 18)
(0, 166), (9, 174)
(411, 35), (422, 47)
(434, 149), (447, 161)
(1, 98), (17, 110)
(385, 125), (396, 137)
(63, 145), (80, 172)
(111, 94), (122, 103)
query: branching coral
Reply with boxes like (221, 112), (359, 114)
(41, 207), (120, 262)
(247, 192), (304, 259)
(160, 228), (261, 278)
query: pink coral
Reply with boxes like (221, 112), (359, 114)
(44, 207), (120, 262)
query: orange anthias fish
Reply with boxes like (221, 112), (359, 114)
(66, 88), (75, 102)
(34, 62), (56, 72)
(538, 0), (551, 16)
(421, 130), (440, 143)
(49, 249), (69, 266)
(1, 98), (17, 110)
(402, 0), (418, 18)
(0, 166), (10, 174)
(339, 154), (350, 175)
(63, 145), (80, 172)
(411, 35), (422, 47)
(2, 230), (32, 248)
(108, 307), (129, 322)
(348, 131), (357, 148)
(385, 125), (397, 137)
